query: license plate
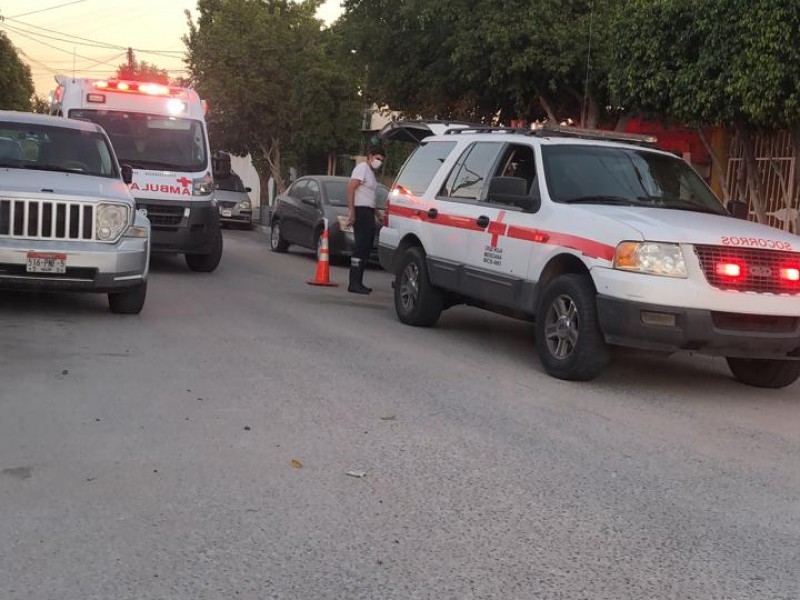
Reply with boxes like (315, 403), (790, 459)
(221, 209), (232, 217)
(27, 252), (67, 274)
(137, 208), (148, 218)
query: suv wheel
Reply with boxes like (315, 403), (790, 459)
(535, 274), (610, 381)
(394, 246), (442, 327)
(726, 357), (800, 388)
(186, 228), (223, 272)
(271, 219), (288, 252)
(108, 282), (147, 315)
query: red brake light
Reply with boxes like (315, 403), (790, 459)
(716, 262), (742, 278)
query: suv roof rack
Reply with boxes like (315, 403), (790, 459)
(442, 123), (658, 146)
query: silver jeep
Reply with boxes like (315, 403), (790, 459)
(0, 111), (150, 314)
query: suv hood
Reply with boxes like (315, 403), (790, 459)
(574, 205), (800, 250)
(0, 168), (133, 205)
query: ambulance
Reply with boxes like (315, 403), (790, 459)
(50, 75), (224, 272)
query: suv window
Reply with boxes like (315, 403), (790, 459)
(289, 180), (307, 199)
(441, 142), (504, 201)
(495, 144), (538, 198)
(395, 141), (457, 195)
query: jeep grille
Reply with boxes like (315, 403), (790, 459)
(694, 245), (800, 295)
(0, 199), (95, 241)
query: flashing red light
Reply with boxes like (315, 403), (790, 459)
(716, 262), (742, 278)
(93, 81), (109, 90)
(117, 82), (130, 91)
(780, 267), (800, 282)
(139, 83), (169, 95)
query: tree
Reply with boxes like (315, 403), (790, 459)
(339, 0), (623, 126)
(116, 48), (170, 84)
(609, 0), (800, 223)
(184, 0), (361, 190)
(0, 29), (35, 111)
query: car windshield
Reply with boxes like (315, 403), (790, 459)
(324, 180), (390, 208)
(0, 120), (117, 178)
(542, 144), (727, 215)
(69, 109), (208, 173)
(216, 173), (246, 193)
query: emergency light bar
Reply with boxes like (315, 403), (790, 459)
(535, 124), (659, 145)
(92, 80), (185, 98)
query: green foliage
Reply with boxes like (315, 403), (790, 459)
(0, 30), (35, 111)
(116, 58), (170, 84)
(340, 0), (623, 125)
(184, 0), (362, 186)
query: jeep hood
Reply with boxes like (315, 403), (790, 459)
(573, 205), (800, 250)
(0, 168), (133, 204)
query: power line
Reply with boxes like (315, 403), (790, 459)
(2, 16), (185, 56)
(0, 22), (106, 63)
(9, 0), (91, 19)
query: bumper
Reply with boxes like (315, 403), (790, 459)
(137, 198), (219, 254)
(0, 236), (148, 293)
(329, 226), (380, 261)
(597, 295), (800, 359)
(220, 208), (252, 226)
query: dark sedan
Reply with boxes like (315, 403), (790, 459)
(269, 175), (388, 261)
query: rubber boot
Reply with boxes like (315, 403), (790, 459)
(348, 259), (371, 294)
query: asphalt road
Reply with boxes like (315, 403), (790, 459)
(1, 229), (799, 600)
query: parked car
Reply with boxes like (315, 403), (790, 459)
(0, 110), (150, 314)
(215, 171), (253, 229)
(379, 120), (800, 388)
(269, 175), (388, 261)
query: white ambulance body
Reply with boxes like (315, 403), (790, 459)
(51, 76), (223, 272)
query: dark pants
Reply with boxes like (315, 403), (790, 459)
(352, 206), (376, 264)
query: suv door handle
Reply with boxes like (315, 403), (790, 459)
(476, 215), (490, 228)
(427, 208), (438, 219)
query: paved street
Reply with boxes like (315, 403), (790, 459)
(1, 229), (799, 600)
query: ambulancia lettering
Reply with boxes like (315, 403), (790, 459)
(129, 182), (192, 196)
(721, 236), (792, 251)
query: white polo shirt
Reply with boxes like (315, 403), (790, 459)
(351, 161), (378, 208)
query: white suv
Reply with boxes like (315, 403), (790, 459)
(378, 122), (800, 388)
(0, 111), (150, 314)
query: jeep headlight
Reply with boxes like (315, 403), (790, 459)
(96, 203), (130, 241)
(614, 242), (687, 278)
(238, 199), (251, 210)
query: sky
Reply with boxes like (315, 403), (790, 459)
(1, 0), (345, 97)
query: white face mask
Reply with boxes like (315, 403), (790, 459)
(370, 158), (383, 170)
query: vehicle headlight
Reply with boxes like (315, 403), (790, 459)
(337, 215), (353, 233)
(238, 200), (251, 210)
(613, 241), (687, 278)
(96, 203), (130, 241)
(193, 173), (213, 196)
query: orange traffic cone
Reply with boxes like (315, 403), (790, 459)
(307, 224), (338, 287)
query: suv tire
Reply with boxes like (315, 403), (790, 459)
(108, 282), (147, 315)
(271, 219), (289, 252)
(535, 274), (610, 381)
(394, 246), (442, 327)
(186, 228), (223, 272)
(726, 357), (800, 388)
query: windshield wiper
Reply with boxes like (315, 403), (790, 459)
(638, 195), (725, 215)
(122, 159), (186, 171)
(14, 164), (86, 175)
(562, 195), (642, 206)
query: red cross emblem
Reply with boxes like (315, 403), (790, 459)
(487, 211), (508, 246)
(176, 177), (192, 188)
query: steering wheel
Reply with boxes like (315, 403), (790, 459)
(61, 160), (89, 172)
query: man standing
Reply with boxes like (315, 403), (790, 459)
(346, 146), (385, 294)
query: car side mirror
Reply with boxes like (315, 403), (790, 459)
(727, 200), (749, 220)
(120, 163), (133, 185)
(488, 176), (539, 212)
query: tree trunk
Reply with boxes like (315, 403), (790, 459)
(735, 121), (768, 224)
(698, 127), (730, 203)
(585, 94), (599, 129)
(533, 86), (557, 123)
(614, 112), (632, 132)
